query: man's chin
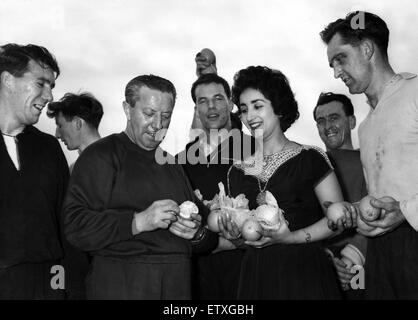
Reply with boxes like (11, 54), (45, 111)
(347, 84), (363, 95)
(326, 143), (342, 150)
(144, 139), (160, 150)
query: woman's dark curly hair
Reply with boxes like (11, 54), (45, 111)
(231, 66), (299, 132)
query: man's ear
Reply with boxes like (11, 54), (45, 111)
(74, 117), (83, 130)
(122, 101), (131, 121)
(349, 115), (356, 130)
(361, 39), (374, 60)
(1, 71), (14, 90)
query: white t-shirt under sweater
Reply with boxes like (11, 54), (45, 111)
(2, 134), (20, 170)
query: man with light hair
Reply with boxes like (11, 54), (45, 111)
(63, 74), (205, 299)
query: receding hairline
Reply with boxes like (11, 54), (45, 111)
(126, 84), (175, 105)
(195, 81), (228, 96)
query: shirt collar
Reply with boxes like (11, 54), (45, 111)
(366, 73), (417, 107)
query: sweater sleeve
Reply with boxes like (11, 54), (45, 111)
(63, 143), (135, 252)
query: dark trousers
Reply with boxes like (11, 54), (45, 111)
(365, 223), (418, 299)
(194, 250), (243, 300)
(86, 255), (191, 300)
(0, 261), (66, 300)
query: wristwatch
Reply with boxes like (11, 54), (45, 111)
(191, 226), (207, 243)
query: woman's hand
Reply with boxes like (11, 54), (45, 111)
(245, 219), (293, 248)
(218, 212), (248, 249)
(218, 212), (241, 240)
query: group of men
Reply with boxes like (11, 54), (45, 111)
(0, 10), (417, 300)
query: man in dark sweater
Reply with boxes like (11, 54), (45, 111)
(179, 73), (253, 299)
(47, 92), (104, 299)
(63, 75), (203, 300)
(314, 92), (367, 297)
(0, 44), (68, 299)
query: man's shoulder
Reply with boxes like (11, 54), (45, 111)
(398, 72), (418, 92)
(327, 148), (360, 157)
(28, 125), (54, 141)
(326, 149), (362, 169)
(80, 133), (124, 159)
(27, 126), (61, 149)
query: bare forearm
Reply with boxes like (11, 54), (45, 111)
(287, 217), (337, 244)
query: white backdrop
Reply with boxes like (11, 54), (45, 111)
(1, 0), (417, 164)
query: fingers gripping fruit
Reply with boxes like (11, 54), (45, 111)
(359, 195), (380, 222)
(207, 184), (285, 240)
(207, 209), (221, 233)
(326, 202), (351, 224)
(179, 201), (198, 219)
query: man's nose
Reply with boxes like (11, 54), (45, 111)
(55, 127), (61, 139)
(151, 114), (162, 130)
(333, 66), (342, 79)
(324, 118), (335, 130)
(43, 87), (53, 102)
(208, 98), (217, 110)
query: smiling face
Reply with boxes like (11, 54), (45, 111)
(195, 82), (232, 133)
(54, 112), (81, 151)
(327, 33), (372, 95)
(238, 88), (281, 139)
(7, 59), (55, 126)
(315, 100), (354, 150)
(123, 86), (174, 150)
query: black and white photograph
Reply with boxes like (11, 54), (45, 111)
(0, 0), (417, 311)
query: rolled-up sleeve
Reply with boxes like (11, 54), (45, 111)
(401, 193), (418, 231)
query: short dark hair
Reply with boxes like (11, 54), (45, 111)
(320, 11), (390, 58)
(231, 66), (299, 132)
(0, 43), (60, 78)
(313, 92), (354, 120)
(47, 92), (103, 129)
(191, 73), (231, 103)
(125, 74), (176, 108)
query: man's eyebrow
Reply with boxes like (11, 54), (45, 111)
(38, 76), (55, 88)
(317, 112), (340, 119)
(329, 53), (343, 68)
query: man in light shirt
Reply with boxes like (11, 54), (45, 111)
(321, 11), (418, 298)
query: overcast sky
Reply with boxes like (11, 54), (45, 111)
(1, 0), (417, 164)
